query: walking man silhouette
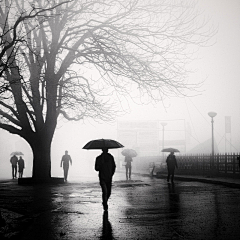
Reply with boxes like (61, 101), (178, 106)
(166, 152), (178, 183)
(95, 148), (116, 211)
(10, 155), (18, 179)
(60, 150), (72, 182)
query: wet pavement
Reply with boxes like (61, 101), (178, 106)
(0, 172), (240, 239)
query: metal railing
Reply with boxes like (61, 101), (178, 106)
(176, 153), (240, 178)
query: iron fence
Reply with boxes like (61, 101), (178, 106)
(176, 153), (240, 178)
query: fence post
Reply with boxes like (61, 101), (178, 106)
(216, 153), (219, 174)
(203, 154), (205, 173)
(225, 153), (227, 174)
(233, 153), (236, 174)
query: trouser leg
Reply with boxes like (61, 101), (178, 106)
(126, 167), (128, 179)
(100, 181), (108, 210)
(129, 166), (132, 179)
(171, 170), (175, 182)
(12, 165), (17, 178)
(64, 167), (69, 180)
(167, 174), (170, 182)
(12, 166), (14, 178)
(106, 181), (112, 200)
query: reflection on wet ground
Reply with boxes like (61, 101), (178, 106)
(1, 173), (240, 239)
(101, 211), (113, 240)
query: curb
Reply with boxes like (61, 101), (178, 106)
(156, 174), (240, 189)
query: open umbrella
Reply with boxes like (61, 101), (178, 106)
(10, 151), (24, 156)
(83, 139), (124, 150)
(121, 149), (137, 157)
(161, 148), (180, 153)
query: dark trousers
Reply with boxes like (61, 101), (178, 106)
(12, 165), (17, 178)
(125, 165), (131, 179)
(63, 166), (69, 181)
(100, 180), (112, 206)
(167, 167), (175, 182)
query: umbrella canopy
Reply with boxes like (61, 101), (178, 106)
(83, 139), (124, 150)
(10, 151), (24, 156)
(161, 148), (180, 153)
(121, 149), (137, 157)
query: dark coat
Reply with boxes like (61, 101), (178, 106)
(18, 159), (25, 172)
(125, 156), (133, 167)
(10, 155), (18, 166)
(166, 154), (178, 174)
(61, 154), (72, 169)
(95, 152), (116, 182)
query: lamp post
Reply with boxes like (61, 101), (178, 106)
(208, 112), (217, 170)
(161, 122), (167, 161)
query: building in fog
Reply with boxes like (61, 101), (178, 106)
(117, 119), (187, 172)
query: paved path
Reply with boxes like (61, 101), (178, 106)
(0, 173), (240, 239)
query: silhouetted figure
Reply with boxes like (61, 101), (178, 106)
(18, 156), (25, 178)
(125, 156), (133, 180)
(95, 148), (116, 211)
(10, 155), (18, 179)
(100, 211), (113, 239)
(60, 150), (72, 182)
(166, 152), (178, 183)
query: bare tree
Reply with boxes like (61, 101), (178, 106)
(0, 0), (71, 93)
(0, 0), (213, 181)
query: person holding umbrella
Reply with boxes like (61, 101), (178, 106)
(121, 149), (137, 180)
(10, 154), (18, 179)
(95, 148), (116, 211)
(125, 156), (133, 180)
(166, 151), (178, 183)
(83, 139), (123, 211)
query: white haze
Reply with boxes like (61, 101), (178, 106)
(1, 0), (240, 179)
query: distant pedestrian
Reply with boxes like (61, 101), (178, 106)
(166, 152), (178, 183)
(95, 148), (116, 211)
(125, 156), (133, 180)
(60, 150), (72, 182)
(18, 156), (25, 178)
(10, 155), (18, 179)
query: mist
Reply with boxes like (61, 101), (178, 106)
(1, 0), (240, 180)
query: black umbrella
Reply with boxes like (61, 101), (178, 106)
(161, 148), (180, 153)
(121, 149), (137, 157)
(83, 139), (124, 150)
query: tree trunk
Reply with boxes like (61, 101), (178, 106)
(32, 143), (51, 180)
(27, 132), (53, 181)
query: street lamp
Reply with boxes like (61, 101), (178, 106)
(208, 111), (217, 170)
(161, 122), (167, 160)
